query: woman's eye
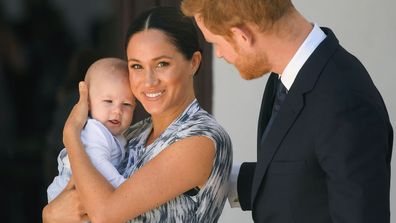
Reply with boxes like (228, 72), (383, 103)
(130, 64), (142, 69)
(157, 61), (169, 68)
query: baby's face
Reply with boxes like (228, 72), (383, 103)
(89, 71), (135, 135)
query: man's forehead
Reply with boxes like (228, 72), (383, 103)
(193, 16), (210, 34)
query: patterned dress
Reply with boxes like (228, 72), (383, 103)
(121, 99), (232, 223)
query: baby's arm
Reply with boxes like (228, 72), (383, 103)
(81, 119), (127, 188)
(47, 148), (72, 202)
(85, 148), (127, 188)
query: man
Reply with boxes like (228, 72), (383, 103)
(181, 1), (393, 222)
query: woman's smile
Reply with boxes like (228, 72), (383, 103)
(144, 90), (165, 99)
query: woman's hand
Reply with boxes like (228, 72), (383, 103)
(63, 81), (89, 149)
(42, 179), (89, 223)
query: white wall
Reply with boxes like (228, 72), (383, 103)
(215, 1), (396, 222)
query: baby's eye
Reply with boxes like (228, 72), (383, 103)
(103, 100), (112, 103)
(157, 61), (169, 68)
(123, 102), (136, 110)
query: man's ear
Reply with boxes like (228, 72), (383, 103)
(230, 25), (255, 47)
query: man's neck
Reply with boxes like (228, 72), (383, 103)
(257, 10), (313, 75)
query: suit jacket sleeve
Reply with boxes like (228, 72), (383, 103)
(237, 162), (256, 211)
(316, 90), (392, 222)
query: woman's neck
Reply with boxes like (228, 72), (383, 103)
(146, 96), (195, 145)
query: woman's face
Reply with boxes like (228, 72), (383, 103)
(126, 29), (200, 118)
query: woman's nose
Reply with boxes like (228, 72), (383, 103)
(144, 69), (159, 87)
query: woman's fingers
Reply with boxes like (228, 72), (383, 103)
(66, 188), (87, 218)
(74, 81), (89, 127)
(78, 81), (88, 108)
(43, 188), (87, 223)
(63, 81), (89, 145)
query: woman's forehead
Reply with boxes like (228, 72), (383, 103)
(127, 30), (180, 59)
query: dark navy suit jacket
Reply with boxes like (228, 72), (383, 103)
(237, 27), (393, 223)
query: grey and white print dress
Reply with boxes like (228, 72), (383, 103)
(121, 99), (232, 223)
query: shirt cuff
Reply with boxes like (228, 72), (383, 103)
(228, 162), (242, 208)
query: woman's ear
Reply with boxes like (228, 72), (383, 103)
(191, 51), (202, 75)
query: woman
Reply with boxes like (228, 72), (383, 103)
(43, 6), (232, 223)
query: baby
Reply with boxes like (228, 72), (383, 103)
(47, 57), (135, 202)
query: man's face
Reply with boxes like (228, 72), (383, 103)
(194, 15), (269, 80)
(194, 16), (238, 64)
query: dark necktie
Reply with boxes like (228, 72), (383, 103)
(261, 78), (287, 142)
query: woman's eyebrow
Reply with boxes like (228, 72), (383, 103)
(128, 55), (174, 62)
(152, 55), (174, 60)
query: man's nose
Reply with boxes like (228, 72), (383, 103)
(215, 47), (223, 58)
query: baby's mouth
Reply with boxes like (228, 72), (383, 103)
(109, 120), (120, 125)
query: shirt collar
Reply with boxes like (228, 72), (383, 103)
(280, 24), (327, 90)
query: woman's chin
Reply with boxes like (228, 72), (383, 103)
(141, 104), (163, 116)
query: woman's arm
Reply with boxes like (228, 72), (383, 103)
(64, 82), (216, 223)
(42, 178), (89, 223)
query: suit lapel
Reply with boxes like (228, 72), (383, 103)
(250, 27), (341, 206)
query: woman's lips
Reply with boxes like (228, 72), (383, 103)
(144, 91), (164, 98)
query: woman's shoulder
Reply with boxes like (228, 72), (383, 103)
(178, 108), (231, 144)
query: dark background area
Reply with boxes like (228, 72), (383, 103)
(0, 0), (212, 222)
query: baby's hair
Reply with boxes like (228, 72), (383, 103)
(85, 57), (128, 84)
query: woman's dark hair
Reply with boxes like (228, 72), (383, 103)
(125, 6), (201, 60)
